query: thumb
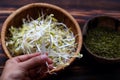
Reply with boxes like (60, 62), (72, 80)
(19, 55), (52, 70)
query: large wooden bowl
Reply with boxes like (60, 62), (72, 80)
(1, 3), (82, 72)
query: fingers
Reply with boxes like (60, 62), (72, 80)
(19, 54), (53, 70)
(14, 53), (40, 62)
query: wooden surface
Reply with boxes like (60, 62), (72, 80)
(0, 0), (120, 80)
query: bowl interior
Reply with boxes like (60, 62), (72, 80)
(83, 16), (120, 63)
(1, 3), (82, 72)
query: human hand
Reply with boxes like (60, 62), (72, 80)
(0, 53), (53, 80)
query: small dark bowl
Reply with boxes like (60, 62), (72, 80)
(83, 16), (120, 63)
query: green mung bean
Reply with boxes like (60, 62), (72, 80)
(85, 26), (120, 59)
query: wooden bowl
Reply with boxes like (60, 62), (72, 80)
(83, 15), (120, 63)
(1, 3), (82, 72)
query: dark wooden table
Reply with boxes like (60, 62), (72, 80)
(0, 0), (120, 80)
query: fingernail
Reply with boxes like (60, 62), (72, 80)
(40, 54), (48, 60)
(40, 54), (53, 64)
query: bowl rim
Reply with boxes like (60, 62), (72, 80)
(83, 15), (120, 62)
(1, 3), (82, 72)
